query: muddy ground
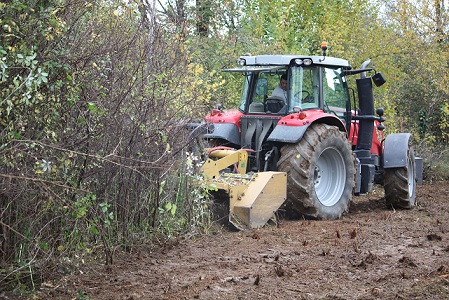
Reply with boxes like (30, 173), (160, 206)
(29, 181), (449, 299)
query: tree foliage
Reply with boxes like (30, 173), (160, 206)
(375, 0), (449, 146)
(1, 0), (212, 291)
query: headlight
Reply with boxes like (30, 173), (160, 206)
(237, 58), (246, 66)
(295, 58), (312, 66)
(303, 58), (312, 66)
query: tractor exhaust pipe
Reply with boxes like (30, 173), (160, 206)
(355, 77), (375, 152)
(352, 60), (387, 194)
(359, 59), (371, 79)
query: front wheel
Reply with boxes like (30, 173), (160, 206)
(277, 124), (356, 219)
(384, 147), (417, 209)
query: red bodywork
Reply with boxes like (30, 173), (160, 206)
(205, 109), (244, 131)
(349, 120), (384, 156)
(205, 108), (384, 157)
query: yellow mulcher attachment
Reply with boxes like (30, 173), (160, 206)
(201, 148), (287, 230)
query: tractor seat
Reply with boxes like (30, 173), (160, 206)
(249, 102), (265, 113)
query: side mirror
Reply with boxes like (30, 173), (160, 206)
(372, 72), (386, 87)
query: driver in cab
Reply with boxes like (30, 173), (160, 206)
(271, 74), (288, 102)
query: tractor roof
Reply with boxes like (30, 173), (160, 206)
(233, 54), (351, 69)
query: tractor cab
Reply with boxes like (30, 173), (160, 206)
(225, 56), (351, 118)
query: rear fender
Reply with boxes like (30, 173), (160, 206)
(267, 114), (346, 143)
(267, 124), (309, 143)
(187, 123), (208, 138)
(383, 133), (411, 168)
(204, 123), (241, 146)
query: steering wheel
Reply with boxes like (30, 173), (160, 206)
(293, 90), (312, 103)
(264, 96), (285, 113)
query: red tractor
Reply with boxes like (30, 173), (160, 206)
(191, 44), (419, 228)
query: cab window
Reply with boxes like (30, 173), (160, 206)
(322, 68), (348, 117)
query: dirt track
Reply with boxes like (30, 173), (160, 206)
(35, 181), (449, 299)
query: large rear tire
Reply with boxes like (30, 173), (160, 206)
(384, 147), (417, 209)
(277, 124), (356, 219)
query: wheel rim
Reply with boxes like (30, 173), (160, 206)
(314, 147), (346, 206)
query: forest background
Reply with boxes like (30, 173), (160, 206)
(1, 0), (449, 294)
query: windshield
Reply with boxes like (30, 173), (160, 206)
(290, 66), (320, 111)
(235, 65), (347, 114)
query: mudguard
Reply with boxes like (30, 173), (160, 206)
(267, 114), (346, 144)
(267, 124), (309, 143)
(187, 123), (208, 138)
(383, 133), (411, 168)
(204, 123), (241, 146)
